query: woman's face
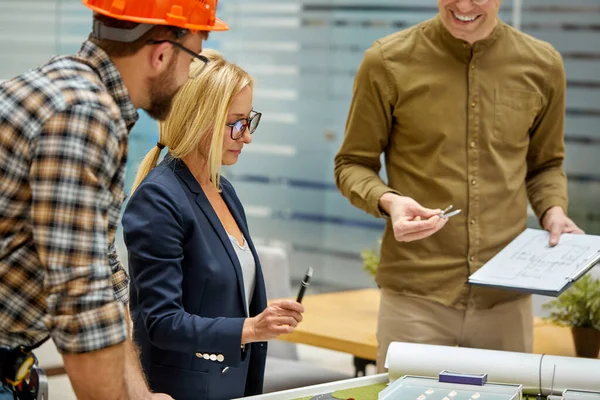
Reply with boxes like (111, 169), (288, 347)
(222, 86), (255, 166)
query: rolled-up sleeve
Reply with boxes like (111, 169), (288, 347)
(108, 242), (130, 305)
(31, 105), (127, 354)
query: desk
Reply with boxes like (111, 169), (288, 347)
(275, 288), (596, 375)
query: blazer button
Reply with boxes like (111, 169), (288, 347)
(217, 354), (224, 362)
(195, 353), (203, 358)
(222, 366), (229, 374)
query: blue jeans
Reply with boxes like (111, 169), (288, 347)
(0, 384), (14, 400)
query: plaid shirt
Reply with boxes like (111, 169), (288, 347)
(0, 41), (138, 353)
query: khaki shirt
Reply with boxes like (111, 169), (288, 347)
(334, 16), (568, 309)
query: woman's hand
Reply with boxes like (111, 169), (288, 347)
(242, 300), (304, 343)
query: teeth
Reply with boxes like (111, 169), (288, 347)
(452, 11), (477, 22)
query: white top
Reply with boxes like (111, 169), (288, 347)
(227, 233), (256, 315)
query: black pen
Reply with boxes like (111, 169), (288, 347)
(296, 267), (313, 303)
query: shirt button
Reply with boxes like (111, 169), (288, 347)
(471, 102), (476, 108)
(469, 256), (475, 262)
(470, 219), (476, 225)
(471, 64), (475, 70)
(469, 141), (476, 148)
(471, 179), (477, 186)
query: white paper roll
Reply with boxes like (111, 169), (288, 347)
(385, 342), (600, 395)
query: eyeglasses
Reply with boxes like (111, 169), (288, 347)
(226, 110), (262, 140)
(146, 39), (209, 79)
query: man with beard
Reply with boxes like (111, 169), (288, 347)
(0, 1), (227, 399)
(334, 0), (584, 372)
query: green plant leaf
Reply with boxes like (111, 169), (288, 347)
(360, 239), (381, 279)
(542, 274), (600, 329)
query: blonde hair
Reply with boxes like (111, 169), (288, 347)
(131, 49), (254, 193)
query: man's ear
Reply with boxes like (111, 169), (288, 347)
(148, 41), (174, 75)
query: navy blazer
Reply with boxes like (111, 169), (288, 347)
(122, 157), (268, 400)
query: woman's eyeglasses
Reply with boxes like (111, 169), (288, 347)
(226, 110), (262, 140)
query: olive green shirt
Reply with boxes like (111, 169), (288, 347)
(334, 16), (568, 309)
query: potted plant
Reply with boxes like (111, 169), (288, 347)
(360, 239), (381, 281)
(542, 274), (600, 358)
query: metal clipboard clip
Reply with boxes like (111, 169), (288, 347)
(565, 250), (600, 282)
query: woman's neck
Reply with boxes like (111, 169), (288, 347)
(182, 152), (211, 187)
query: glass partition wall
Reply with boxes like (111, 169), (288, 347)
(1, 0), (598, 295)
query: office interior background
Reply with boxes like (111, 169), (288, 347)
(0, 0), (599, 309)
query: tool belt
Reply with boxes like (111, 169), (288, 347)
(0, 337), (49, 400)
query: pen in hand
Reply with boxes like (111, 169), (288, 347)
(296, 267), (313, 303)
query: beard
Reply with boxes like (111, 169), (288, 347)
(144, 56), (181, 121)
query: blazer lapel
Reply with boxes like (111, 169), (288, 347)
(221, 187), (267, 315)
(172, 159), (248, 315)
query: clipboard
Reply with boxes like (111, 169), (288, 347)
(468, 228), (600, 297)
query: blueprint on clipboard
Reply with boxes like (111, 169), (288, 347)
(468, 228), (600, 297)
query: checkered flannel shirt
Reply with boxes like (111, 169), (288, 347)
(0, 40), (138, 353)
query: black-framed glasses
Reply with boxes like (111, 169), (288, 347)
(146, 39), (209, 78)
(226, 110), (262, 140)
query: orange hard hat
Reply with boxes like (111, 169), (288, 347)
(82, 0), (229, 32)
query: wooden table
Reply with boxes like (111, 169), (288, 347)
(277, 288), (379, 362)
(275, 288), (596, 375)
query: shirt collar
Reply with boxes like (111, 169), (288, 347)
(76, 40), (139, 130)
(427, 14), (504, 62)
